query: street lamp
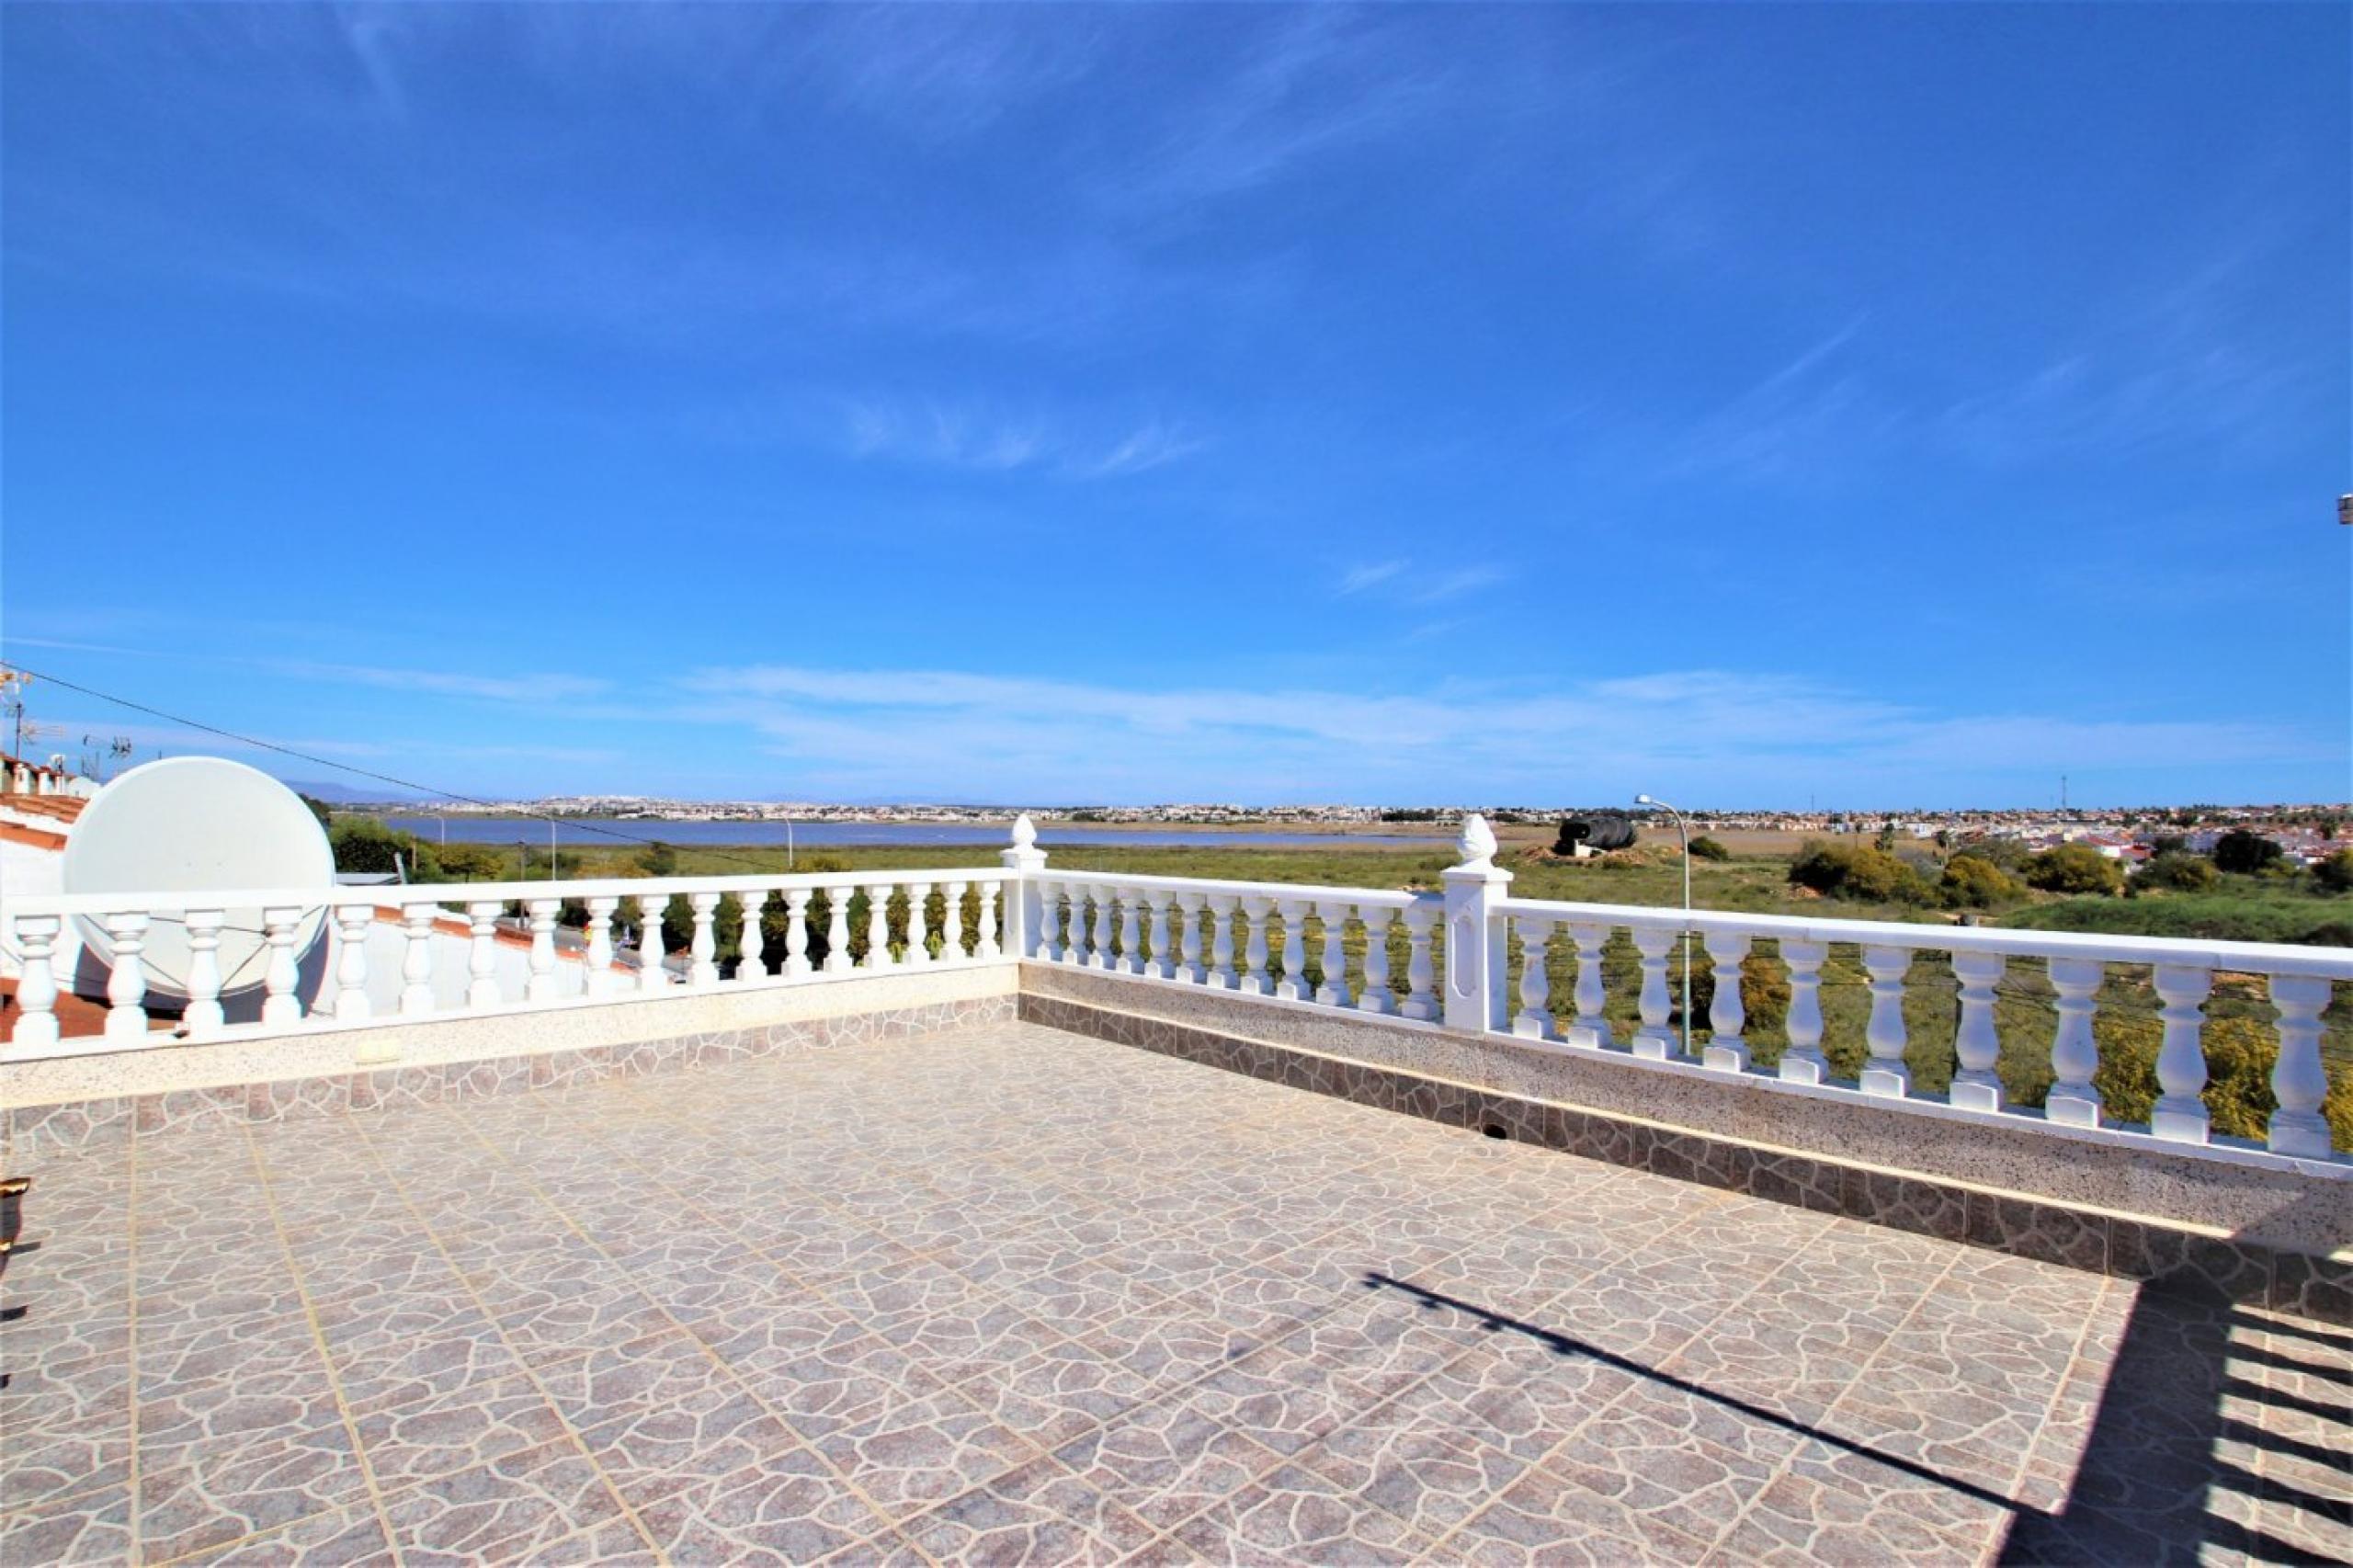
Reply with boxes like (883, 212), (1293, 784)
(1635, 792), (1693, 1055)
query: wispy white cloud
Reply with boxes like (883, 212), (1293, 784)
(1336, 561), (1406, 596)
(1414, 567), (1504, 604)
(836, 398), (1202, 481)
(274, 662), (610, 705)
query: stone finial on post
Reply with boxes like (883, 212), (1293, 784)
(1440, 813), (1511, 1032)
(1000, 813), (1047, 960)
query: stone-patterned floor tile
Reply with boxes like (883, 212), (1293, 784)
(731, 1333), (954, 1444)
(135, 1420), (373, 1564)
(376, 1438), (635, 1566)
(526, 1327), (737, 1434)
(1385, 1328), (1643, 1465)
(952, 1340), (1161, 1448)
(1051, 1402), (1287, 1532)
(1708, 1435), (2018, 1564)
(0, 1482), (133, 1566)
(167, 1500), (398, 1566)
(902, 1455), (1160, 1564)
(351, 1370), (570, 1491)
(1292, 1416), (1530, 1539)
(630, 1444), (890, 1563)
(578, 1383), (804, 1507)
(813, 1385), (1042, 1521)
(1443, 1458), (1718, 1565)
(1170, 1462), (1432, 1565)
(3, 1413), (132, 1514)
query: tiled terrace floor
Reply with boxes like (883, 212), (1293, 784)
(3, 1021), (2347, 1566)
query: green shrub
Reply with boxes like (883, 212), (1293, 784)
(1688, 835), (1731, 861)
(2094, 1015), (2353, 1147)
(2134, 852), (2220, 893)
(2026, 844), (2124, 896)
(2212, 830), (2283, 875)
(1789, 841), (1933, 903)
(1939, 854), (2025, 909)
(2313, 848), (2353, 894)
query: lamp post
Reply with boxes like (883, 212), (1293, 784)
(1635, 792), (1692, 1055)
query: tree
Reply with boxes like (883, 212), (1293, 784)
(2025, 844), (2124, 896)
(2313, 848), (2353, 894)
(1789, 841), (1931, 903)
(328, 815), (426, 876)
(1939, 855), (2025, 909)
(2211, 830), (2284, 875)
(297, 793), (335, 832)
(1687, 835), (1731, 861)
(2133, 852), (2220, 894)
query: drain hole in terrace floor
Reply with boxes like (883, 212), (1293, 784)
(1483, 1124), (1508, 1140)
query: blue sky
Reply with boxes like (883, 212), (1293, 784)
(4, 4), (2346, 808)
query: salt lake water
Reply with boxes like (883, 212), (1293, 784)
(380, 817), (1449, 851)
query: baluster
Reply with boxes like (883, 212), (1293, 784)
(466, 902), (503, 1007)
(824, 886), (851, 973)
(1700, 931), (1748, 1072)
(638, 893), (671, 990)
(1035, 881), (1063, 962)
(1240, 895), (1273, 994)
(263, 906), (305, 1025)
(1358, 905), (1395, 1014)
(1210, 895), (1239, 989)
(2043, 957), (2103, 1127)
(8, 914), (60, 1049)
(1949, 951), (2005, 1111)
(1777, 939), (1828, 1084)
(1631, 926), (1678, 1059)
(1178, 892), (1208, 983)
(1063, 886), (1090, 965)
(1147, 891), (1175, 980)
(1401, 902), (1438, 1020)
(101, 911), (151, 1040)
(865, 882), (892, 969)
(944, 881), (971, 960)
(525, 897), (560, 1002)
(333, 903), (375, 1019)
(1563, 923), (1612, 1048)
(2150, 964), (2212, 1143)
(401, 903), (439, 1014)
(739, 890), (769, 979)
(974, 881), (1001, 960)
(1274, 898), (1311, 1000)
(1119, 887), (1143, 974)
(784, 890), (813, 977)
(1859, 945), (1912, 1097)
(584, 897), (619, 999)
(1512, 915), (1554, 1040)
(688, 892), (721, 986)
(179, 909), (226, 1038)
(1091, 885), (1115, 971)
(1315, 901), (1352, 1007)
(2268, 975), (2333, 1157)
(905, 881), (933, 968)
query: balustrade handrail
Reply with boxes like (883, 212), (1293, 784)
(1039, 869), (1430, 908)
(1, 865), (1013, 918)
(1494, 893), (2353, 980)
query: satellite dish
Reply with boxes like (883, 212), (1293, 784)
(61, 756), (335, 1011)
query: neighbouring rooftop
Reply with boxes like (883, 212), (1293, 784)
(4, 1020), (2346, 1566)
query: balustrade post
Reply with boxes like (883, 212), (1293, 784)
(1440, 815), (1511, 1032)
(1118, 887), (1143, 974)
(1274, 898), (1312, 1001)
(262, 906), (305, 1025)
(1210, 895), (1240, 989)
(1512, 916), (1555, 1040)
(638, 894), (672, 990)
(526, 898), (561, 1002)
(688, 892), (722, 986)
(944, 881), (971, 960)
(1357, 905), (1395, 1015)
(1239, 895), (1274, 994)
(467, 901), (504, 1008)
(2268, 975), (2333, 1157)
(1630, 926), (1679, 1060)
(584, 897), (619, 1000)
(401, 903), (439, 1015)
(974, 881), (1001, 961)
(824, 887), (851, 973)
(1948, 950), (2006, 1111)
(1777, 940), (1829, 1085)
(739, 891), (769, 979)
(8, 914), (61, 1050)
(1700, 931), (1748, 1072)
(1061, 886), (1088, 965)
(1316, 901), (1352, 1007)
(905, 881), (933, 968)
(999, 816), (1043, 960)
(865, 882), (892, 969)
(333, 903), (375, 1019)
(1035, 881), (1064, 964)
(1147, 892), (1176, 980)
(784, 890), (813, 977)
(1563, 924), (1612, 1049)
(1179, 892), (1208, 983)
(182, 909), (227, 1038)
(2043, 957), (2104, 1128)
(1859, 946), (1912, 1097)
(2150, 964), (2213, 1144)
(1400, 902), (1438, 1020)
(101, 911), (152, 1040)
(1088, 886), (1114, 971)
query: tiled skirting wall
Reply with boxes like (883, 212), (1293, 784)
(1018, 984), (2353, 1326)
(4, 994), (1016, 1162)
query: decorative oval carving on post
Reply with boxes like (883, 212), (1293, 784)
(1449, 912), (1475, 994)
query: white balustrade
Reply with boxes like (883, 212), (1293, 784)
(1859, 945), (1911, 1097)
(1401, 902), (1438, 1020)
(524, 898), (560, 1003)
(975, 882), (1000, 961)
(1778, 939), (1828, 1085)
(1512, 915), (1553, 1040)
(1700, 931), (1748, 1073)
(1240, 895), (1273, 995)
(639, 894), (672, 990)
(1563, 923), (1611, 1048)
(689, 892), (721, 987)
(184, 909), (227, 1038)
(1949, 950), (2006, 1112)
(262, 906), (305, 1026)
(945, 881), (970, 960)
(864, 882), (891, 969)
(2269, 975), (2333, 1157)
(334, 903), (376, 1020)
(1358, 905), (1394, 1015)
(824, 887), (851, 973)
(739, 890), (768, 980)
(2044, 957), (2104, 1128)
(1630, 926), (1679, 1060)
(1316, 901), (1351, 1007)
(1274, 898), (1311, 1002)
(1210, 894), (1239, 989)
(784, 890), (813, 977)
(2149, 964), (2211, 1143)
(1147, 892), (1176, 981)
(401, 903), (439, 1015)
(9, 914), (61, 1050)
(1063, 885), (1089, 965)
(1036, 881), (1064, 963)
(1180, 892), (1209, 983)
(1119, 887), (1143, 975)
(104, 911), (150, 1040)
(585, 897), (620, 1000)
(905, 881), (933, 968)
